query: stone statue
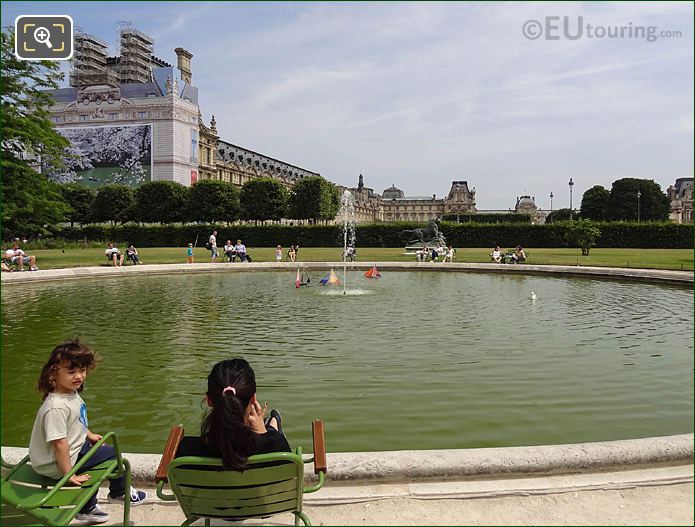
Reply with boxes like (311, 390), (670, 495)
(401, 219), (446, 248)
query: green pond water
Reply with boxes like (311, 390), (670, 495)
(2, 271), (693, 454)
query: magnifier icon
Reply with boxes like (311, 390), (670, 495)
(33, 26), (53, 48)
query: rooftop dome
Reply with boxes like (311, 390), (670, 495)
(515, 195), (537, 213)
(382, 185), (405, 199)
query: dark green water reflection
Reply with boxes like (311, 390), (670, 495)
(2, 271), (693, 453)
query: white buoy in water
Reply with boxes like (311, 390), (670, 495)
(530, 292), (537, 301)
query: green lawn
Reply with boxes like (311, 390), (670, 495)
(15, 247), (694, 271)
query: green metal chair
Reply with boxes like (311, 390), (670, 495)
(156, 420), (327, 526)
(1, 433), (132, 526)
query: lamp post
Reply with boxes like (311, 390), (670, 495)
(637, 190), (641, 222)
(568, 178), (574, 220)
(549, 192), (554, 222)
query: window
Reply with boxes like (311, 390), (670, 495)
(190, 130), (198, 162)
(109, 113), (118, 119)
(79, 115), (88, 122)
(138, 111), (147, 118)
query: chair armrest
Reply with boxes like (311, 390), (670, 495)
(155, 425), (184, 483)
(312, 419), (327, 474)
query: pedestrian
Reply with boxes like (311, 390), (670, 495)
(209, 231), (218, 263)
(187, 243), (195, 264)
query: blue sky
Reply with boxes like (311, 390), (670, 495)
(3, 1), (693, 209)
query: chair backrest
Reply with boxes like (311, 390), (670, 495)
(167, 451), (305, 521)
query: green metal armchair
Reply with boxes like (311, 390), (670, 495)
(1, 432), (132, 526)
(155, 420), (327, 526)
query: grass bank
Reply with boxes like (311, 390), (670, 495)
(12, 247), (694, 271)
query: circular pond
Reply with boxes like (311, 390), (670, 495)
(2, 270), (693, 453)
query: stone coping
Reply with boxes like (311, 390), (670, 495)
(1, 261), (692, 285)
(2, 434), (692, 485)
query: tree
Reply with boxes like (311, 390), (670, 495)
(1, 28), (70, 237)
(187, 179), (240, 223)
(133, 181), (188, 223)
(288, 176), (340, 223)
(59, 184), (95, 227)
(90, 185), (134, 225)
(565, 219), (601, 255)
(545, 208), (574, 223)
(606, 178), (669, 221)
(580, 185), (610, 221)
(240, 177), (289, 222)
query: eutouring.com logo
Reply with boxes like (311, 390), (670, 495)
(522, 16), (682, 43)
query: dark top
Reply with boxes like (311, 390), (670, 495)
(176, 429), (291, 460)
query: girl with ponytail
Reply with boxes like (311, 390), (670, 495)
(176, 359), (290, 469)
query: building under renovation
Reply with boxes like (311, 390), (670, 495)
(47, 25), (318, 189)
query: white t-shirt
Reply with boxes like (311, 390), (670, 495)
(105, 247), (119, 256)
(492, 250), (501, 258)
(224, 244), (234, 253)
(28, 392), (88, 479)
(235, 243), (246, 254)
(209, 234), (217, 248)
(275, 249), (282, 260)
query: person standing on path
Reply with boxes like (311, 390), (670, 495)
(209, 231), (218, 263)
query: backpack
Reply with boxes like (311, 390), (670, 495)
(205, 242), (212, 250)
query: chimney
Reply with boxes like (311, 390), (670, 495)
(174, 47), (193, 84)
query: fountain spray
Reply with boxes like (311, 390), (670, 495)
(340, 190), (356, 295)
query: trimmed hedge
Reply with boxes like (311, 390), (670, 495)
(53, 221), (693, 249)
(443, 213), (531, 224)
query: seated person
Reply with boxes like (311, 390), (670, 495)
(6, 243), (38, 271)
(444, 245), (455, 263)
(223, 240), (237, 262)
(125, 245), (141, 265)
(512, 245), (526, 263)
(490, 246), (502, 263)
(287, 245), (297, 262)
(176, 359), (290, 468)
(105, 243), (124, 266)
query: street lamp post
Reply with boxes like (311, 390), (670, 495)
(549, 191), (554, 223)
(637, 190), (641, 222)
(568, 178), (574, 220)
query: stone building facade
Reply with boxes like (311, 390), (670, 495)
(339, 177), (477, 222)
(48, 26), (318, 189)
(667, 178), (694, 224)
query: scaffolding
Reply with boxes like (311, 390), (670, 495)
(69, 31), (119, 87)
(119, 27), (154, 84)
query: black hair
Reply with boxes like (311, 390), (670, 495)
(37, 339), (98, 400)
(201, 359), (257, 469)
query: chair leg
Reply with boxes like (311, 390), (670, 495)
(294, 511), (311, 526)
(123, 457), (132, 526)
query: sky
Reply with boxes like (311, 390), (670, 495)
(2, 1), (693, 210)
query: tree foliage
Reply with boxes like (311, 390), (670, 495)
(580, 185), (610, 221)
(187, 179), (240, 223)
(1, 28), (70, 237)
(545, 208), (574, 223)
(288, 176), (340, 222)
(240, 177), (289, 222)
(133, 180), (188, 223)
(606, 178), (669, 221)
(90, 185), (134, 225)
(564, 219), (601, 255)
(59, 184), (96, 227)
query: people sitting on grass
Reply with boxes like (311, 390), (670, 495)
(224, 240), (237, 262)
(5, 242), (38, 271)
(287, 245), (297, 262)
(490, 246), (502, 263)
(105, 243), (124, 266)
(125, 245), (141, 265)
(512, 245), (527, 264)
